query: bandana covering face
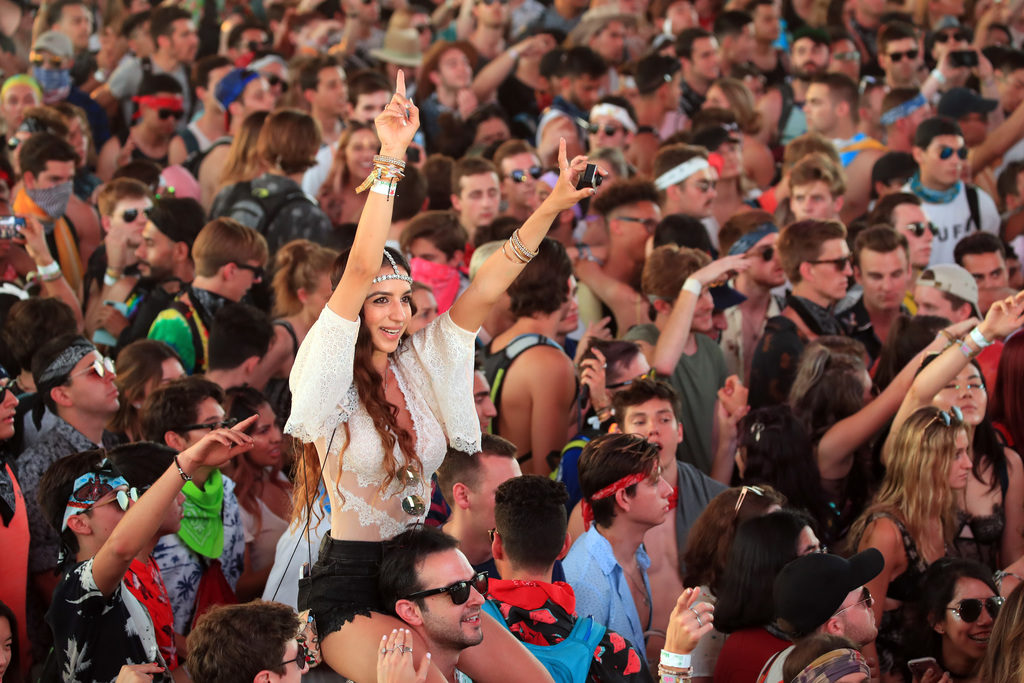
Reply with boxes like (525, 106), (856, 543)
(582, 472), (648, 530)
(32, 66), (71, 104)
(25, 181), (73, 220)
(410, 257), (459, 313)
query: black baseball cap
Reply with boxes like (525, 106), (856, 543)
(937, 87), (999, 120)
(773, 549), (885, 637)
(691, 124), (740, 152)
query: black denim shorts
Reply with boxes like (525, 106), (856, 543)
(297, 535), (387, 638)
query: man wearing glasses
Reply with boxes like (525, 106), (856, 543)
(141, 377), (248, 635)
(905, 117), (1000, 267)
(147, 217), (268, 374)
(17, 334), (121, 665)
(749, 219), (852, 409)
(379, 525), (487, 682)
(493, 139), (542, 223)
(758, 549), (883, 683)
(188, 600), (311, 683)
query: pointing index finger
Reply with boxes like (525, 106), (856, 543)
(397, 70), (406, 99)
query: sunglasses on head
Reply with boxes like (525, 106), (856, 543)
(510, 166), (542, 183)
(888, 49), (919, 62)
(157, 108), (185, 121)
(121, 207), (151, 223)
(404, 571), (489, 605)
(179, 416), (240, 432)
(939, 145), (968, 160)
(948, 596), (1004, 622)
(904, 221), (937, 238)
(935, 30), (969, 43)
(930, 405), (964, 427)
(809, 255), (851, 270)
(71, 356), (116, 381)
(734, 485), (765, 515)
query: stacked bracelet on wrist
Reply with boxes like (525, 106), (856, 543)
(356, 154), (407, 199)
(659, 650), (692, 682)
(502, 228), (538, 264)
(969, 327), (992, 349)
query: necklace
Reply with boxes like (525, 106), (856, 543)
(625, 563), (650, 608)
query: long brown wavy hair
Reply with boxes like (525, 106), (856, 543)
(291, 246), (420, 530)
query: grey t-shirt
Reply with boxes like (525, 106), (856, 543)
(626, 324), (728, 474)
(107, 57), (191, 132)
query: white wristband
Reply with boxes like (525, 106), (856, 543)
(660, 650), (691, 669)
(681, 278), (702, 297)
(507, 47), (520, 61)
(37, 260), (61, 277)
(369, 179), (397, 199)
(969, 326), (992, 349)
(930, 68), (947, 85)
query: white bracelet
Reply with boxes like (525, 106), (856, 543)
(660, 650), (691, 669)
(507, 47), (520, 61)
(103, 273), (118, 287)
(681, 278), (702, 297)
(930, 68), (947, 85)
(369, 179), (397, 198)
(37, 260), (61, 277)
(969, 326), (992, 349)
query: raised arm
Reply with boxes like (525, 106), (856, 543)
(884, 292), (1024, 461)
(327, 71), (420, 322)
(447, 139), (595, 333)
(651, 255), (752, 376)
(815, 321), (970, 480)
(91, 417), (257, 598)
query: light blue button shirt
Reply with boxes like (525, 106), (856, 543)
(563, 526), (652, 660)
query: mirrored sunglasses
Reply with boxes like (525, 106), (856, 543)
(510, 166), (543, 183)
(71, 356), (116, 381)
(89, 486), (140, 512)
(939, 145), (969, 160)
(904, 221), (937, 238)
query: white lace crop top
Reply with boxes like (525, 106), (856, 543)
(285, 306), (481, 540)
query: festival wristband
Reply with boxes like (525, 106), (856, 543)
(660, 651), (691, 669)
(969, 327), (992, 348)
(369, 179), (397, 198)
(681, 278), (702, 297)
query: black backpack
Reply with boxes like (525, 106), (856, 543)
(181, 136), (230, 178)
(213, 180), (314, 238)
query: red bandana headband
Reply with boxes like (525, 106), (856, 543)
(131, 95), (184, 119)
(582, 472), (647, 530)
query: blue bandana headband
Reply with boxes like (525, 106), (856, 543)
(880, 94), (927, 127)
(60, 460), (132, 533)
(728, 222), (779, 256)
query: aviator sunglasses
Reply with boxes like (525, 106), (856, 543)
(948, 596), (1004, 622)
(938, 145), (969, 160)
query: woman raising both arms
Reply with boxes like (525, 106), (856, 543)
(285, 70), (601, 682)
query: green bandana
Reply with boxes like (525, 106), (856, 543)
(178, 468), (224, 558)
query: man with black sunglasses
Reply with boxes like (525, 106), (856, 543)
(493, 139), (542, 222)
(878, 22), (922, 90)
(379, 525), (487, 682)
(906, 117), (1000, 267)
(96, 73), (184, 182)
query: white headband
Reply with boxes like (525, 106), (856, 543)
(655, 157), (710, 191)
(589, 103), (637, 134)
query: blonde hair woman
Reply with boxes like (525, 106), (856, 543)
(850, 406), (973, 680)
(978, 583), (1024, 682)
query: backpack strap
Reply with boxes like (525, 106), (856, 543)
(171, 298), (207, 372)
(253, 187), (314, 235)
(965, 184), (982, 234)
(180, 127), (200, 157)
(485, 334), (564, 414)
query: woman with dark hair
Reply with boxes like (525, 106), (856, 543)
(989, 330), (1024, 450)
(286, 74), (598, 682)
(906, 559), (1002, 681)
(713, 508), (821, 683)
(873, 315), (950, 392)
(736, 405), (833, 533)
(682, 485), (786, 683)
(109, 340), (184, 441)
(222, 386), (290, 601)
(0, 599), (19, 682)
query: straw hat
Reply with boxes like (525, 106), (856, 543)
(370, 28), (424, 67)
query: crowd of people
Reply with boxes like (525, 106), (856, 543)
(5, 0), (1024, 681)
